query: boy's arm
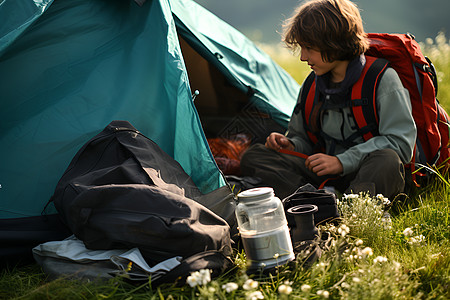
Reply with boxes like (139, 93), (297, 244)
(336, 68), (417, 175)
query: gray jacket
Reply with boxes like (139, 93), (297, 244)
(286, 67), (417, 175)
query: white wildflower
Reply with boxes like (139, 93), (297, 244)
(341, 282), (351, 289)
(222, 282), (238, 293)
(338, 225), (350, 236)
(373, 256), (388, 264)
(408, 234), (425, 245)
(352, 277), (361, 283)
(361, 247), (373, 257)
(301, 284), (311, 292)
(338, 224), (350, 237)
(393, 261), (401, 272)
(376, 194), (391, 206)
(403, 227), (414, 237)
(436, 31), (447, 45)
(278, 284), (293, 295)
(246, 290), (264, 300)
(317, 290), (330, 298)
(355, 239), (364, 246)
(343, 193), (359, 200)
(186, 269), (211, 287)
(273, 253), (279, 259)
(186, 275), (197, 287)
(243, 279), (259, 290)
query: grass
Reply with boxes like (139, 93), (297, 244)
(1, 33), (450, 299)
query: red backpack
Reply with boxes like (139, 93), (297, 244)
(299, 33), (450, 184)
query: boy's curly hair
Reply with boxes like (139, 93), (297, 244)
(282, 0), (369, 62)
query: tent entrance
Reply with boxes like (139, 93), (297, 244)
(178, 36), (284, 144)
(178, 36), (285, 176)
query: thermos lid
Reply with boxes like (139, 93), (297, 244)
(237, 187), (274, 202)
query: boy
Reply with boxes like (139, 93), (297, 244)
(240, 0), (416, 200)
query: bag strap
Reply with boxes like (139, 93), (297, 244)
(296, 72), (321, 146)
(350, 56), (389, 141)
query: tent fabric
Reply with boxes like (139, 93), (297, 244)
(0, 0), (222, 220)
(0, 0), (54, 56)
(0, 0), (300, 263)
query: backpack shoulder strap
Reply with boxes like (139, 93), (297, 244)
(298, 57), (389, 147)
(349, 56), (390, 141)
(297, 71), (320, 145)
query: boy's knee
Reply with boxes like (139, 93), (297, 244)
(364, 148), (405, 198)
(367, 149), (404, 174)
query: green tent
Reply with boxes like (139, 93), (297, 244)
(0, 0), (299, 263)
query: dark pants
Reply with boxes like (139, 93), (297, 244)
(240, 144), (405, 200)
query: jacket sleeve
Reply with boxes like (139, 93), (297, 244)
(336, 67), (417, 175)
(285, 85), (315, 155)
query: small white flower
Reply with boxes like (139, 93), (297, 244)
(393, 261), (401, 272)
(403, 227), (414, 237)
(376, 194), (391, 206)
(338, 224), (350, 237)
(373, 256), (388, 263)
(243, 279), (259, 290)
(343, 193), (359, 200)
(278, 284), (293, 295)
(352, 277), (361, 283)
(361, 247), (373, 257)
(301, 284), (311, 292)
(341, 282), (351, 289)
(273, 253), (280, 259)
(186, 274), (198, 287)
(355, 239), (364, 246)
(222, 282), (238, 293)
(317, 290), (330, 298)
(407, 234), (425, 245)
(199, 269), (211, 285)
(246, 290), (264, 300)
(186, 269), (211, 287)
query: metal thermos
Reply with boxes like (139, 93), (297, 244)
(235, 187), (294, 271)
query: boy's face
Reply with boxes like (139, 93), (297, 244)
(300, 46), (341, 78)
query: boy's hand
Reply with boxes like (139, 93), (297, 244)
(265, 132), (294, 151)
(305, 153), (343, 176)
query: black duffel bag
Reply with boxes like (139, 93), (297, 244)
(50, 120), (233, 266)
